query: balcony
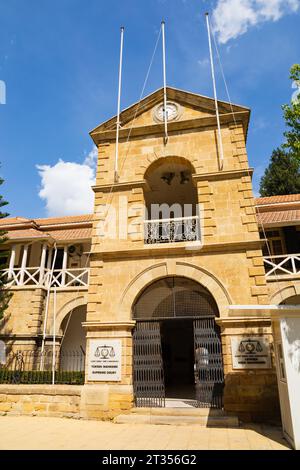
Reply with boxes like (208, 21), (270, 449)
(264, 254), (300, 279)
(2, 267), (89, 289)
(144, 216), (200, 244)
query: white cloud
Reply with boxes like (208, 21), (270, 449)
(37, 146), (97, 216)
(212, 0), (299, 44)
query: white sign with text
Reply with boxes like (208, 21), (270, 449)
(88, 339), (122, 381)
(231, 336), (272, 369)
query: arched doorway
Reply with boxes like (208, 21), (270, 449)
(59, 305), (87, 372)
(132, 276), (224, 408)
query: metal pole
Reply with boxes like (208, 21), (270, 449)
(205, 13), (224, 169)
(114, 26), (124, 183)
(52, 286), (56, 385)
(161, 20), (168, 145)
(40, 245), (57, 369)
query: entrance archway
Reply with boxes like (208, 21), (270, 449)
(60, 305), (87, 354)
(59, 305), (87, 372)
(132, 276), (224, 408)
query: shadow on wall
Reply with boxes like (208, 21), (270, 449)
(223, 324), (281, 423)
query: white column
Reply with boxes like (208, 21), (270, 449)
(61, 246), (68, 286)
(46, 248), (53, 270)
(39, 243), (47, 285)
(280, 317), (300, 450)
(19, 244), (28, 285)
(8, 245), (16, 280)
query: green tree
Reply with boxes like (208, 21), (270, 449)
(259, 64), (300, 196)
(282, 64), (300, 157)
(259, 148), (300, 197)
(0, 175), (11, 320)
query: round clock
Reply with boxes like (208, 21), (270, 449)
(154, 101), (180, 123)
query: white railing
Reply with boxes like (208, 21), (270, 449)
(2, 267), (89, 288)
(144, 215), (200, 244)
(2, 267), (42, 287)
(264, 254), (300, 278)
(44, 268), (89, 288)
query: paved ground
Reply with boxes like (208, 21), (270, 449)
(0, 416), (290, 450)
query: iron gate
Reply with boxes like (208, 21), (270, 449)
(193, 318), (224, 408)
(133, 321), (165, 407)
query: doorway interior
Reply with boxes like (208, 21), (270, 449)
(132, 276), (224, 408)
(161, 319), (195, 401)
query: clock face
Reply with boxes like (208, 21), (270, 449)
(154, 102), (179, 122)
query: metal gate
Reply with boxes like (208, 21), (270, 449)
(133, 321), (165, 407)
(194, 318), (224, 408)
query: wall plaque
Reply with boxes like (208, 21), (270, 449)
(88, 339), (122, 381)
(231, 336), (271, 369)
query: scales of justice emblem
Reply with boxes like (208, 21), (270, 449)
(238, 338), (263, 354)
(94, 345), (116, 359)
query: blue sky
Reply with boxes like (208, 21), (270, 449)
(0, 0), (299, 218)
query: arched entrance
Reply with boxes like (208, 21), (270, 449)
(132, 276), (224, 408)
(60, 305), (87, 354)
(59, 305), (87, 372)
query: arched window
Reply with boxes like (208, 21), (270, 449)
(133, 276), (218, 320)
(143, 158), (200, 243)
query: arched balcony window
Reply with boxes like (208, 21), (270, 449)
(144, 157), (200, 244)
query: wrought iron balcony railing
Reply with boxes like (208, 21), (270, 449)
(144, 216), (200, 244)
(264, 253), (300, 278)
(2, 267), (90, 289)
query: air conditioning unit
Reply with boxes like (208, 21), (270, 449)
(68, 244), (83, 257)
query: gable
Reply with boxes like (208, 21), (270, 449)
(90, 86), (250, 137)
(122, 100), (217, 129)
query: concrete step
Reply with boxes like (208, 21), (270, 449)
(114, 412), (239, 427)
(131, 407), (224, 417)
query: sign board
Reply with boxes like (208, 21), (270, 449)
(88, 339), (122, 381)
(231, 336), (271, 369)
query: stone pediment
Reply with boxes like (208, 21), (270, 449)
(90, 86), (250, 138)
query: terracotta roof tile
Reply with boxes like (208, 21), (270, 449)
(0, 217), (32, 226)
(256, 194), (300, 205)
(48, 228), (92, 241)
(257, 209), (300, 225)
(36, 214), (93, 226)
(6, 229), (52, 240)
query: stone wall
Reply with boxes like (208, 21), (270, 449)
(219, 318), (280, 422)
(0, 288), (88, 350)
(0, 385), (82, 418)
(0, 384), (133, 420)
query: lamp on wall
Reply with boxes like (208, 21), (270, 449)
(161, 172), (175, 185)
(180, 171), (190, 184)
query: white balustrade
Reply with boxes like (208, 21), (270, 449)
(264, 254), (300, 278)
(1, 267), (89, 288)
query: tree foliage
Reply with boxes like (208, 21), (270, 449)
(282, 64), (300, 157)
(259, 148), (300, 197)
(259, 64), (300, 196)
(0, 175), (11, 320)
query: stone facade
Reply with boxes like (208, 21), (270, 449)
(84, 87), (278, 421)
(4, 87), (299, 423)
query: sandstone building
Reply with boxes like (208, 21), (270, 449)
(0, 88), (300, 422)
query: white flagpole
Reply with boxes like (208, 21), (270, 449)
(161, 20), (168, 145)
(114, 26), (124, 183)
(40, 244), (57, 371)
(52, 286), (56, 385)
(205, 13), (224, 169)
